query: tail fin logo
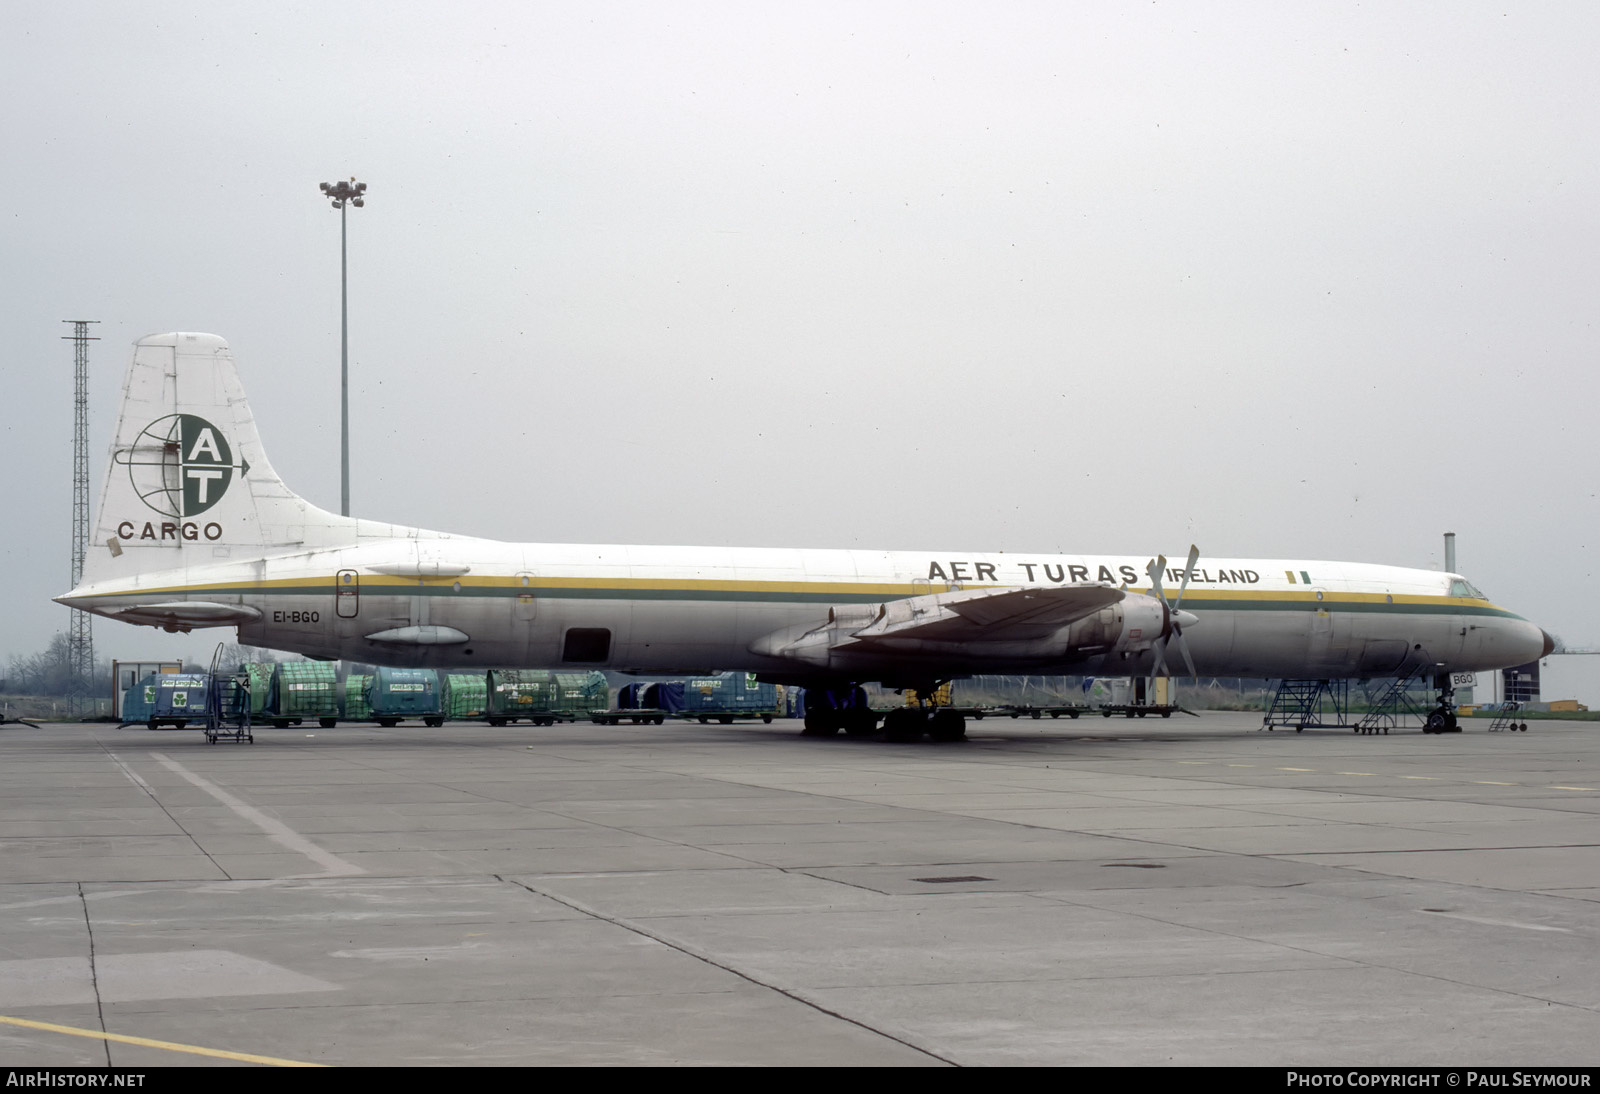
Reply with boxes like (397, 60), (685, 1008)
(115, 414), (251, 518)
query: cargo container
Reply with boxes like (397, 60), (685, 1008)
(681, 673), (782, 724)
(148, 672), (212, 729)
(241, 663), (276, 719)
(111, 660), (183, 722)
(553, 671), (609, 716)
(444, 673), (487, 720)
(119, 672), (162, 727)
(366, 667), (444, 727)
(647, 681), (686, 713)
(595, 681), (669, 724)
(264, 661), (340, 728)
(485, 669), (561, 725)
(343, 674), (372, 721)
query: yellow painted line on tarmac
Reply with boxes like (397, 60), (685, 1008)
(1551, 785), (1598, 792)
(1337, 772), (1380, 776)
(1402, 776), (1442, 781)
(0, 1014), (327, 1067)
(1279, 767), (1315, 772)
(1474, 781), (1515, 786)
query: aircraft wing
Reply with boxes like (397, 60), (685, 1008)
(845, 584), (1125, 644)
(752, 583), (1134, 669)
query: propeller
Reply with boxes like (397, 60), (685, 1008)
(1145, 544), (1201, 679)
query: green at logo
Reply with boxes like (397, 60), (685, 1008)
(120, 414), (249, 518)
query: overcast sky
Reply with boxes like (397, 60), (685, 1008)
(4, 2), (1597, 694)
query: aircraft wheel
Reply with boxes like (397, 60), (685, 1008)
(884, 708), (925, 743)
(928, 710), (966, 742)
(842, 709), (879, 737)
(320, 718), (337, 728)
(1424, 711), (1447, 734)
(801, 709), (839, 736)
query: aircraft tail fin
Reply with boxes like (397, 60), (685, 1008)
(82, 332), (357, 586)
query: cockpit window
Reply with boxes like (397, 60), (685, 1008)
(1448, 579), (1487, 599)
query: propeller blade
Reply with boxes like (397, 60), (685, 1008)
(1172, 544), (1199, 612)
(1146, 555), (1166, 602)
(1149, 547), (1203, 680)
(1174, 627), (1197, 678)
(1151, 636), (1171, 679)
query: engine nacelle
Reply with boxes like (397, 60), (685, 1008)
(1057, 593), (1167, 658)
(827, 604), (885, 629)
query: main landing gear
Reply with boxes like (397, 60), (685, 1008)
(799, 684), (967, 742)
(883, 705), (966, 742)
(801, 685), (880, 737)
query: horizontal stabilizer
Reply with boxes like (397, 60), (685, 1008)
(106, 601), (263, 630)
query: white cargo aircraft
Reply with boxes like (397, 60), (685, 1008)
(58, 333), (1552, 740)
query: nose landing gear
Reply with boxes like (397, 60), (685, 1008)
(1422, 672), (1462, 733)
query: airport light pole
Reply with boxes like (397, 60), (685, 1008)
(319, 178), (367, 517)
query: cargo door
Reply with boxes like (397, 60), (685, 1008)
(1307, 588), (1351, 671)
(514, 572), (537, 621)
(335, 569), (359, 618)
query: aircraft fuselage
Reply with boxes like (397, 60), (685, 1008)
(65, 534), (1550, 685)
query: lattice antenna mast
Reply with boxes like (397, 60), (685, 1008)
(64, 320), (99, 715)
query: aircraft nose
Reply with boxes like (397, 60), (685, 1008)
(1541, 629), (1556, 658)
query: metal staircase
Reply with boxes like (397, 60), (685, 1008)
(1262, 679), (1347, 731)
(1353, 663), (1428, 735)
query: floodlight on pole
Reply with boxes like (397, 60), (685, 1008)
(318, 177), (367, 516)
